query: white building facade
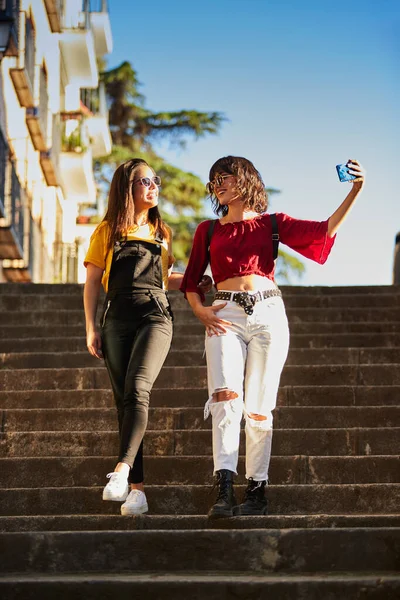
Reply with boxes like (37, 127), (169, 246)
(0, 0), (112, 282)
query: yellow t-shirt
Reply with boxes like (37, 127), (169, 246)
(84, 221), (173, 292)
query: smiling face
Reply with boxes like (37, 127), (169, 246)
(131, 165), (160, 212)
(208, 156), (268, 217)
(210, 172), (241, 206)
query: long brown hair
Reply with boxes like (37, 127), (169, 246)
(208, 156), (268, 217)
(103, 158), (169, 252)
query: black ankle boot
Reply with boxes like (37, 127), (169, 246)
(208, 469), (237, 518)
(233, 478), (268, 516)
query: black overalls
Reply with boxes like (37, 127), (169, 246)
(101, 233), (173, 484)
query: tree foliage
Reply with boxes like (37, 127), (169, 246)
(102, 61), (224, 153)
(275, 249), (306, 283)
(96, 61), (220, 221)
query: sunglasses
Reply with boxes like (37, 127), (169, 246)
(132, 176), (162, 188)
(206, 174), (232, 194)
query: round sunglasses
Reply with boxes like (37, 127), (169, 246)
(132, 176), (162, 188)
(206, 174), (232, 194)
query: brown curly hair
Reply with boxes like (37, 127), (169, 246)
(207, 156), (268, 217)
(103, 158), (169, 252)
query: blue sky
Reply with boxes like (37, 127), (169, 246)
(107, 0), (399, 286)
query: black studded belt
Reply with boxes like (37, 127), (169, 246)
(214, 289), (282, 315)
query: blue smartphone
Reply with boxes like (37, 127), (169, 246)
(336, 163), (356, 183)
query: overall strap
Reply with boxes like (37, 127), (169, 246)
(155, 230), (164, 244)
(270, 213), (280, 260)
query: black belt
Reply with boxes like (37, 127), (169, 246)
(214, 289), (282, 315)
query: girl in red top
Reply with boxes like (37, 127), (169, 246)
(180, 155), (365, 518)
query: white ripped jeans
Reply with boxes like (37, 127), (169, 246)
(205, 290), (290, 481)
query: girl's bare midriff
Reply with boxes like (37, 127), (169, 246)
(216, 273), (277, 292)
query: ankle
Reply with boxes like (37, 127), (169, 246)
(216, 469), (235, 480)
(114, 462), (130, 476)
(130, 483), (144, 492)
(247, 478), (266, 487)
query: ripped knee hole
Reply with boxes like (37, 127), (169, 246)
(248, 413), (267, 421)
(213, 389), (238, 403)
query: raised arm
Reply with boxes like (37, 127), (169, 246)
(327, 159), (365, 237)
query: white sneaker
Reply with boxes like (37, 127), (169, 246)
(121, 489), (149, 515)
(102, 472), (129, 501)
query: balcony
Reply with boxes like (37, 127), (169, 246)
(40, 113), (62, 186)
(89, 0), (112, 56)
(2, 210), (34, 282)
(0, 0), (19, 60)
(9, 11), (35, 107)
(60, 117), (96, 204)
(59, 0), (98, 88)
(0, 153), (26, 261)
(26, 65), (49, 151)
(0, 129), (7, 218)
(43, 0), (62, 33)
(80, 82), (111, 158)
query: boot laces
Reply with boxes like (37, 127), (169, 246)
(212, 472), (231, 502)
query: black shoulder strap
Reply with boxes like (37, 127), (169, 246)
(207, 219), (217, 253)
(270, 213), (279, 260)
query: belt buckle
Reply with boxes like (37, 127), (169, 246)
(236, 292), (255, 314)
(248, 294), (256, 307)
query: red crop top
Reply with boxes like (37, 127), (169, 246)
(180, 212), (336, 302)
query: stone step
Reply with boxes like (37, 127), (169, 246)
(2, 348), (400, 369)
(3, 321), (400, 340)
(3, 307), (400, 327)
(2, 406), (400, 432)
(2, 513), (400, 532)
(0, 484), (399, 516)
(284, 333), (400, 349)
(2, 292), (400, 312)
(1, 365), (400, 391)
(0, 456), (398, 487)
(1, 282), (398, 295)
(0, 283), (86, 295)
(0, 573), (399, 600)
(0, 428), (398, 457)
(1, 281), (399, 595)
(0, 528), (399, 573)
(3, 332), (400, 354)
(1, 386), (399, 410)
(0, 388), (207, 409)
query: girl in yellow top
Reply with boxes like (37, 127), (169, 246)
(84, 158), (208, 516)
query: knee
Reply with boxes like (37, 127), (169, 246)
(214, 389), (238, 402)
(123, 388), (150, 409)
(246, 412), (272, 431)
(211, 389), (242, 417)
(204, 387), (242, 420)
(248, 413), (267, 421)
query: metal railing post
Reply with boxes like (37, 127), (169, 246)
(393, 233), (400, 284)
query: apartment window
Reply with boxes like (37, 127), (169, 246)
(0, 129), (8, 217)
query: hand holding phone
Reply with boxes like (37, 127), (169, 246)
(336, 162), (357, 183)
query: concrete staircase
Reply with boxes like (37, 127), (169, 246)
(0, 283), (399, 599)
